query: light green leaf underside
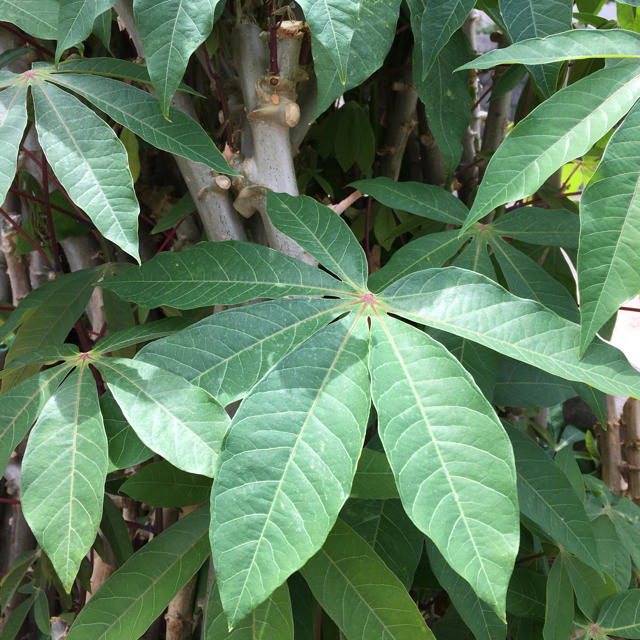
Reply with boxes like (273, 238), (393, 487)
(578, 99), (640, 353)
(308, 0), (402, 114)
(101, 241), (351, 308)
(211, 316), (371, 627)
(426, 540), (507, 640)
(91, 317), (191, 354)
(418, 0), (475, 78)
(464, 61), (640, 228)
(460, 29), (640, 70)
(56, 0), (116, 61)
(267, 191), (367, 290)
(47, 73), (232, 174)
(22, 366), (108, 591)
(67, 507), (210, 640)
(95, 357), (229, 477)
(352, 177), (468, 225)
(507, 427), (601, 573)
(489, 207), (579, 248)
(205, 582), (294, 640)
(370, 315), (518, 617)
(33, 81), (140, 260)
(137, 298), (344, 406)
(0, 365), (72, 476)
(0, 83), (28, 207)
(596, 590), (640, 638)
(380, 266), (640, 398)
(0, 0), (59, 39)
(133, 0), (216, 115)
(301, 519), (435, 640)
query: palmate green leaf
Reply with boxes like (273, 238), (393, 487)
(120, 461), (211, 507)
(205, 582), (293, 640)
(67, 506), (210, 640)
(300, 519), (435, 640)
(592, 515), (631, 592)
(418, 0), (475, 78)
(56, 0), (116, 62)
(137, 298), (345, 406)
(352, 177), (468, 225)
(267, 192), (367, 290)
(452, 234), (496, 278)
(133, 0), (217, 116)
(91, 317), (191, 354)
(0, 83), (28, 207)
(0, 0), (59, 39)
(506, 568), (546, 619)
(300, 0), (401, 114)
(22, 365), (108, 592)
(0, 364), (71, 477)
(489, 207), (579, 248)
(543, 557), (574, 640)
(458, 29), (640, 70)
(0, 70), (20, 89)
(426, 540), (507, 640)
(507, 427), (601, 573)
(93, 8), (112, 50)
(380, 267), (640, 397)
(32, 81), (140, 260)
(463, 61), (640, 229)
(2, 344), (81, 371)
(211, 316), (371, 627)
(499, 0), (572, 96)
(101, 241), (352, 308)
(94, 357), (229, 477)
(565, 555), (616, 620)
(369, 315), (519, 617)
(47, 73), (233, 174)
(350, 447), (398, 500)
(596, 590), (640, 638)
(578, 100), (640, 354)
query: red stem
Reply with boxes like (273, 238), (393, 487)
(396, 23), (411, 34)
(0, 205), (52, 265)
(364, 196), (372, 274)
(199, 43), (233, 149)
(266, 0), (280, 75)
(154, 219), (185, 255)
(42, 153), (62, 272)
(0, 497), (20, 505)
(11, 188), (94, 228)
(0, 22), (54, 59)
(0, 304), (15, 311)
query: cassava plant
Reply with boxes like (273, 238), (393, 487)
(2, 0), (640, 639)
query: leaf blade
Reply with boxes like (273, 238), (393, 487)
(0, 83), (28, 207)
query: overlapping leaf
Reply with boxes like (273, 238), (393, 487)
(463, 61), (640, 228)
(211, 316), (371, 626)
(91, 317), (191, 354)
(32, 81), (140, 260)
(22, 365), (108, 591)
(0, 83), (28, 206)
(101, 241), (352, 308)
(596, 590), (640, 638)
(369, 315), (519, 616)
(67, 507), (210, 640)
(543, 557), (574, 640)
(0, 0), (59, 39)
(489, 207), (579, 247)
(56, 0), (116, 61)
(380, 267), (640, 397)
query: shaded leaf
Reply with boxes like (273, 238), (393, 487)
(489, 208), (579, 248)
(0, 0), (58, 39)
(100, 494), (133, 568)
(91, 317), (192, 354)
(565, 554), (616, 620)
(543, 557), (574, 640)
(56, 0), (116, 61)
(507, 567), (546, 619)
(596, 590), (640, 638)
(349, 447), (398, 500)
(0, 83), (28, 207)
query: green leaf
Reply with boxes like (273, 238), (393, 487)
(2, 344), (81, 371)
(426, 540), (507, 640)
(93, 8), (112, 50)
(369, 314), (518, 617)
(101, 390), (152, 472)
(94, 357), (229, 477)
(349, 447), (398, 500)
(507, 568), (546, 619)
(267, 192), (367, 290)
(458, 29), (640, 70)
(301, 519), (435, 640)
(554, 446), (586, 503)
(67, 506), (210, 640)
(565, 554), (616, 620)
(334, 102), (375, 174)
(133, 0), (216, 116)
(33, 81), (140, 260)
(204, 581), (294, 639)
(120, 461), (211, 507)
(0, 47), (29, 69)
(211, 315), (371, 627)
(452, 234), (496, 279)
(352, 177), (468, 225)
(22, 365), (108, 591)
(596, 590), (640, 638)
(463, 61), (640, 229)
(592, 515), (631, 592)
(0, 0), (59, 39)
(47, 73), (233, 174)
(578, 100), (640, 353)
(100, 494), (133, 567)
(543, 557), (574, 640)
(137, 298), (344, 406)
(91, 317), (192, 354)
(507, 427), (601, 573)
(101, 241), (351, 308)
(0, 84), (28, 207)
(380, 267), (640, 397)
(0, 551), (37, 611)
(489, 208), (579, 248)
(368, 230), (467, 292)
(152, 192), (195, 233)
(417, 0), (475, 78)
(0, 595), (35, 640)
(56, 0), (116, 61)
(301, 0), (402, 114)
(0, 365), (71, 476)
(340, 498), (423, 588)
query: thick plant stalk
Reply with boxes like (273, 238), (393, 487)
(86, 539), (116, 602)
(0, 222), (30, 306)
(623, 398), (640, 503)
(417, 105), (446, 187)
(596, 395), (624, 494)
